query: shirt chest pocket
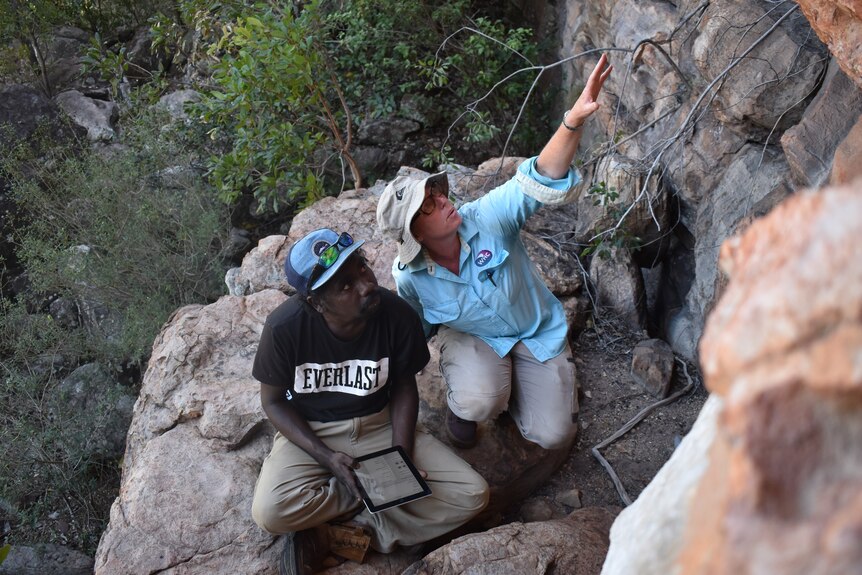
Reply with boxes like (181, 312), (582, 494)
(476, 250), (510, 285)
(422, 299), (460, 325)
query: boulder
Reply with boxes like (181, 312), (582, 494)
(0, 543), (93, 575)
(451, 156), (526, 201)
(40, 26), (91, 95)
(0, 84), (79, 146)
(630, 338), (675, 398)
(605, 177), (862, 574)
(95, 292), (280, 575)
(124, 26), (171, 84)
(54, 90), (118, 142)
(606, 172), (862, 575)
(780, 61), (862, 189)
(404, 507), (617, 575)
(157, 89), (201, 120)
(600, 395), (723, 575)
(57, 362), (135, 460)
(796, 0), (862, 89)
(357, 117), (421, 144)
(589, 247), (647, 332)
(679, 174), (862, 575)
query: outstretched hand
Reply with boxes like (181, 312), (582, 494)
(534, 52), (613, 179)
(566, 53), (613, 127)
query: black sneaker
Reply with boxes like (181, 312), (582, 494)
(445, 407), (478, 449)
(279, 528), (328, 575)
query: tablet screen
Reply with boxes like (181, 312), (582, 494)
(353, 446), (431, 514)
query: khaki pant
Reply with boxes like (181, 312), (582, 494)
(251, 407), (489, 553)
(438, 327), (578, 449)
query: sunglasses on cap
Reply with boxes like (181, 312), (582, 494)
(316, 231), (355, 269)
(306, 231), (356, 293)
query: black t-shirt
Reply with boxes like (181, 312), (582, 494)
(252, 289), (430, 422)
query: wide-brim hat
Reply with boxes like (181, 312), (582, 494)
(285, 228), (365, 296)
(376, 171), (448, 264)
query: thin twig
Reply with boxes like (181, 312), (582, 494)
(590, 3), (800, 244)
(591, 357), (699, 506)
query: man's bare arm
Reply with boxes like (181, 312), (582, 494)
(388, 374), (419, 461)
(260, 383), (363, 500)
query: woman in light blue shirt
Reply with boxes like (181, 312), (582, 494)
(376, 54), (612, 450)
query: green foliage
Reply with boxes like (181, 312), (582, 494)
(83, 34), (130, 100)
(0, 343), (126, 553)
(2, 106), (229, 364)
(0, 100), (229, 554)
(581, 181), (641, 260)
(151, 0), (545, 211)
(415, 15), (543, 150)
(422, 144), (452, 170)
(323, 0), (464, 119)
(464, 110), (501, 144)
(586, 180), (619, 207)
(0, 0), (174, 92)
(192, 2), (332, 212)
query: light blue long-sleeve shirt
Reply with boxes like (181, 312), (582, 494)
(391, 157), (581, 362)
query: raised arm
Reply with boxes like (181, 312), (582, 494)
(535, 53), (612, 180)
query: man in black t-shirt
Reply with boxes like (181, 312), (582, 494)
(251, 228), (489, 575)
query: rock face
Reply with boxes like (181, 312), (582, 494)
(556, 0), (860, 360)
(780, 61), (862, 189)
(405, 507), (617, 575)
(600, 178), (862, 574)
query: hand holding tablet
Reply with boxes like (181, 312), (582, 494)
(352, 446), (431, 514)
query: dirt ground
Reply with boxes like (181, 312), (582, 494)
(505, 323), (710, 520)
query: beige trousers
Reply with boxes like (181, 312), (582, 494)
(438, 327), (578, 450)
(251, 407), (489, 553)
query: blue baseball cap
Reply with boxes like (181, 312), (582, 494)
(285, 228), (365, 296)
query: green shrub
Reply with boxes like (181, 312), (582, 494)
(0, 97), (229, 554)
(195, 2), (334, 212)
(0, 0), (176, 95)
(3, 106), (229, 365)
(151, 0), (545, 212)
(0, 355), (125, 554)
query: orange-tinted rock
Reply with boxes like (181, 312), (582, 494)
(796, 0), (862, 89)
(831, 118), (862, 185)
(680, 179), (862, 574)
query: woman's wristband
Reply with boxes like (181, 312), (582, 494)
(562, 110), (584, 132)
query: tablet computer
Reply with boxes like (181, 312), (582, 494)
(353, 446), (431, 514)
